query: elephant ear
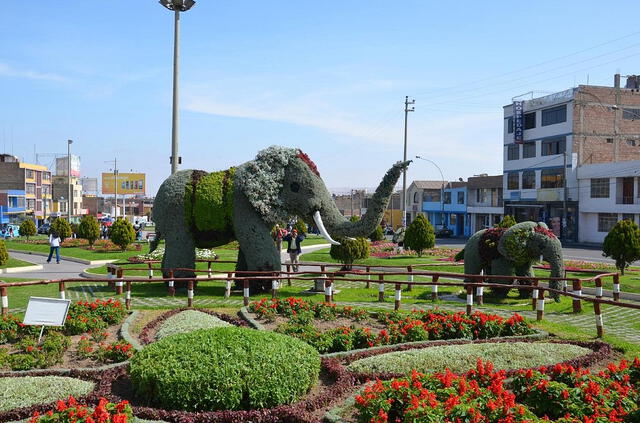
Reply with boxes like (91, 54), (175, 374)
(497, 221), (538, 265)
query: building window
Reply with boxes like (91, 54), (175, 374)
(507, 172), (519, 190)
(25, 169), (35, 179)
(541, 168), (564, 188)
(541, 136), (566, 156)
(457, 191), (464, 204)
(26, 183), (36, 195)
(597, 213), (618, 232)
(507, 144), (519, 160)
(444, 192), (451, 204)
(522, 170), (536, 189)
(450, 214), (457, 225)
(541, 104), (567, 126)
(26, 199), (35, 210)
(627, 139), (637, 147)
(413, 192), (419, 203)
(523, 142), (536, 158)
(606, 138), (613, 144)
(622, 108), (640, 120)
(43, 172), (50, 180)
(476, 188), (488, 203)
(507, 117), (513, 133)
(524, 112), (536, 129)
(590, 178), (610, 198)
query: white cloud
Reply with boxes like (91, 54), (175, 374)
(0, 63), (68, 83)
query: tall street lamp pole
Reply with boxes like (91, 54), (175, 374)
(67, 140), (73, 222)
(415, 155), (446, 229)
(159, 0), (195, 175)
(402, 96), (415, 227)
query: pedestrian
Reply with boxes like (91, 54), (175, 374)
(8, 227), (13, 238)
(47, 230), (61, 264)
(272, 224), (286, 251)
(283, 228), (305, 272)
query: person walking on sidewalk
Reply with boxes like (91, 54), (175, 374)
(47, 231), (61, 264)
(283, 228), (305, 272)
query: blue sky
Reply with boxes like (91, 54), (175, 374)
(1, 1), (639, 196)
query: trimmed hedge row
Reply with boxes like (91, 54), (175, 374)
(130, 327), (321, 412)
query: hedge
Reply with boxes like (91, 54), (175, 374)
(130, 327), (320, 412)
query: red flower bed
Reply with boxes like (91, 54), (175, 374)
(28, 396), (132, 423)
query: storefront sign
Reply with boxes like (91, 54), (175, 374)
(513, 101), (524, 144)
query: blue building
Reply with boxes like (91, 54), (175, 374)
(0, 190), (26, 224)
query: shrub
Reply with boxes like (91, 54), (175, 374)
(0, 240), (8, 266)
(495, 214), (516, 228)
(293, 217), (307, 235)
(50, 218), (72, 239)
(329, 236), (370, 270)
(130, 327), (320, 411)
(602, 218), (640, 275)
(0, 377), (94, 412)
(403, 214), (435, 257)
(109, 218), (135, 251)
(95, 340), (135, 363)
(19, 219), (37, 240)
(369, 225), (384, 242)
(155, 310), (231, 340)
(77, 215), (101, 247)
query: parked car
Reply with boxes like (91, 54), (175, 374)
(37, 223), (51, 235)
(435, 227), (453, 238)
(1, 224), (20, 238)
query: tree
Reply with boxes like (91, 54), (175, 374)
(403, 214), (435, 257)
(602, 219), (640, 275)
(293, 217), (307, 235)
(50, 218), (72, 239)
(78, 215), (101, 247)
(109, 218), (136, 251)
(369, 225), (384, 242)
(330, 237), (370, 270)
(19, 219), (36, 241)
(494, 215), (516, 228)
(0, 240), (8, 265)
(349, 215), (360, 222)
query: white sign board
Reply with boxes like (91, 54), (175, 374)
(23, 297), (71, 327)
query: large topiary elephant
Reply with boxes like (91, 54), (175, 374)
(151, 146), (410, 289)
(457, 221), (564, 300)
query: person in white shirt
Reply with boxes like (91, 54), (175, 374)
(47, 231), (61, 264)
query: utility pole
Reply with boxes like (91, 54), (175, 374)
(67, 140), (73, 222)
(402, 96), (415, 227)
(105, 158), (119, 219)
(562, 151), (568, 241)
(350, 189), (354, 218)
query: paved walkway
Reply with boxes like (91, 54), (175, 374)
(5, 251), (91, 280)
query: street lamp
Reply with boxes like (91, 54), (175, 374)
(67, 140), (73, 222)
(159, 0), (195, 175)
(415, 155), (446, 229)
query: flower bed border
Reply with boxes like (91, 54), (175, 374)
(138, 307), (249, 345)
(339, 339), (612, 383)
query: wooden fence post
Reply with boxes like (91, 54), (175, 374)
(243, 279), (250, 306)
(225, 273), (232, 298)
(431, 275), (439, 300)
(537, 288), (545, 321)
(572, 279), (582, 313)
(394, 283), (402, 310)
(286, 264), (292, 286)
(406, 266), (413, 291)
(148, 262), (153, 279)
(475, 276), (484, 306)
(465, 284), (473, 315)
(271, 277), (279, 299)
(187, 280), (194, 307)
(107, 265), (115, 289)
(1, 286), (8, 315)
(116, 268), (124, 295)
(324, 279), (332, 303)
(594, 300), (604, 338)
(613, 274), (620, 301)
(125, 281), (132, 310)
(531, 280), (539, 311)
(59, 281), (66, 300)
(168, 270), (175, 297)
(207, 261), (212, 279)
(366, 266), (371, 289)
(378, 274), (385, 302)
(595, 277), (603, 300)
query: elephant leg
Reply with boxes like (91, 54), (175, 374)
(514, 264), (535, 298)
(489, 257), (515, 298)
(161, 223), (196, 283)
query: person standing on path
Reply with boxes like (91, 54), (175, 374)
(46, 231), (61, 264)
(283, 228), (305, 272)
(272, 224), (287, 252)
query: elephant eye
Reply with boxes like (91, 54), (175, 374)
(290, 182), (300, 193)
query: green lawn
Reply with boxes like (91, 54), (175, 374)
(0, 257), (36, 269)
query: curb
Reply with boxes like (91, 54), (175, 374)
(120, 310), (144, 351)
(0, 264), (43, 274)
(239, 306), (266, 331)
(8, 249), (117, 265)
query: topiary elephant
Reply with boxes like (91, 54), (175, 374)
(457, 221), (564, 300)
(151, 145), (410, 290)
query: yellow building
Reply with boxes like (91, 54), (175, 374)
(0, 154), (52, 223)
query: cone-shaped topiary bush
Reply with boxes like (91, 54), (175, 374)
(77, 215), (100, 247)
(50, 218), (72, 239)
(603, 218), (640, 275)
(330, 236), (370, 270)
(404, 214), (435, 257)
(0, 240), (8, 265)
(109, 218), (136, 251)
(19, 219), (36, 241)
(129, 327), (320, 411)
(494, 214), (516, 228)
(369, 225), (384, 242)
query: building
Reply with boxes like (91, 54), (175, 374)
(503, 74), (640, 243)
(331, 190), (367, 218)
(0, 154), (52, 224)
(441, 181), (470, 237)
(0, 190), (26, 224)
(52, 175), (83, 217)
(466, 175), (503, 233)
(406, 181), (444, 226)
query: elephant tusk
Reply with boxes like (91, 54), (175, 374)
(313, 211), (340, 245)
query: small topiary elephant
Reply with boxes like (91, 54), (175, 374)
(457, 221), (564, 300)
(151, 146), (410, 290)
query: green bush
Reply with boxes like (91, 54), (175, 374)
(19, 219), (37, 240)
(293, 217), (307, 235)
(0, 240), (8, 266)
(329, 237), (370, 270)
(109, 218), (136, 251)
(403, 214), (435, 257)
(494, 215), (516, 228)
(369, 225), (384, 242)
(77, 215), (101, 247)
(130, 327), (320, 411)
(603, 218), (640, 275)
(50, 218), (72, 239)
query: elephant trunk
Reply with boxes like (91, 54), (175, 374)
(319, 161), (409, 238)
(542, 242), (564, 278)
